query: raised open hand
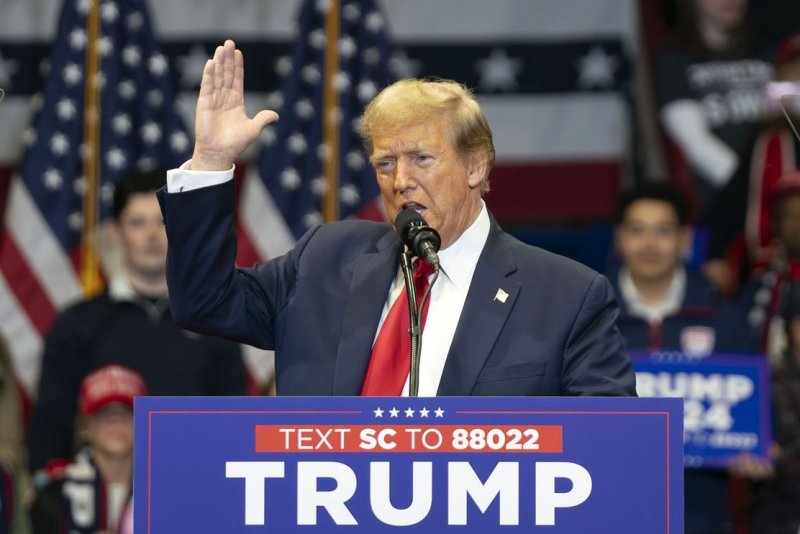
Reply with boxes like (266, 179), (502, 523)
(190, 40), (279, 171)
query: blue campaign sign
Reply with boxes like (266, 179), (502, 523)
(134, 396), (682, 533)
(630, 352), (772, 468)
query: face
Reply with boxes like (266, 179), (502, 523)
(696, 0), (746, 31)
(86, 402), (134, 459)
(370, 117), (484, 250)
(115, 192), (167, 278)
(775, 195), (800, 259)
(616, 200), (689, 283)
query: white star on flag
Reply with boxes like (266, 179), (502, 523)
(373, 407), (384, 418)
(476, 48), (523, 92)
(434, 407), (445, 418)
(576, 46), (618, 89)
(419, 407), (430, 418)
(177, 45), (209, 88)
(404, 408), (415, 418)
(389, 407), (399, 418)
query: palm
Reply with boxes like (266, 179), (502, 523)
(191, 40), (278, 171)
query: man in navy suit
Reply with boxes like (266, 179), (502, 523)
(160, 40), (635, 397)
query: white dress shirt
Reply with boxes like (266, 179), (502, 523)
(618, 266), (686, 324)
(166, 162), (490, 396)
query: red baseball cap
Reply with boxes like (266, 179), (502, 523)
(78, 365), (147, 415)
(776, 33), (800, 68)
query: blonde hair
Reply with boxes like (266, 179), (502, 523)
(360, 79), (496, 193)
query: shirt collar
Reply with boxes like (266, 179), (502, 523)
(108, 273), (138, 302)
(619, 265), (686, 324)
(436, 201), (490, 288)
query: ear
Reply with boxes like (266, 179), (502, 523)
(466, 154), (488, 189)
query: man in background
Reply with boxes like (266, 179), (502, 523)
(29, 171), (246, 482)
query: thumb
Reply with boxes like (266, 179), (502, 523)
(253, 109), (280, 131)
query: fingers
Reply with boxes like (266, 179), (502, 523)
(213, 45), (224, 93)
(233, 49), (245, 97)
(223, 40), (235, 90)
(199, 59), (214, 98)
(253, 109), (280, 131)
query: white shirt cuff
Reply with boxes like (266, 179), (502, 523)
(166, 160), (235, 193)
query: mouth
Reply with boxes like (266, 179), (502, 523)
(400, 202), (427, 215)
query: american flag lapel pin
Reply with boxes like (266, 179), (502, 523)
(494, 288), (509, 303)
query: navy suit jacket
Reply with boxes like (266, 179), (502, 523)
(159, 182), (635, 396)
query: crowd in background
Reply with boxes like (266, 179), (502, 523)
(0, 0), (799, 532)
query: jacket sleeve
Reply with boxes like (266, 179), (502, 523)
(158, 181), (319, 350)
(561, 274), (637, 396)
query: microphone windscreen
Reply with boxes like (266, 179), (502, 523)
(395, 208), (425, 242)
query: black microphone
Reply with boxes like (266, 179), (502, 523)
(395, 209), (441, 270)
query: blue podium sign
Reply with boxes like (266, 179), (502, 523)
(134, 396), (683, 533)
(630, 352), (771, 468)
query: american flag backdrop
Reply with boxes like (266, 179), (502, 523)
(0, 0), (191, 392)
(0, 0), (643, 393)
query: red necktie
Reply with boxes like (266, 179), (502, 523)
(360, 260), (435, 396)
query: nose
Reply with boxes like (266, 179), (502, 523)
(392, 158), (417, 193)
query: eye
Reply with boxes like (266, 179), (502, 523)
(415, 154), (433, 165)
(373, 159), (395, 172)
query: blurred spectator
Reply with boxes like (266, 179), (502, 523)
(655, 0), (772, 214)
(705, 34), (800, 290)
(611, 182), (754, 534)
(746, 284), (800, 533)
(30, 366), (144, 534)
(28, 171), (246, 479)
(741, 172), (800, 355)
(0, 336), (31, 534)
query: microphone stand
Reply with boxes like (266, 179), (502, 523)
(400, 251), (421, 396)
(401, 252), (439, 397)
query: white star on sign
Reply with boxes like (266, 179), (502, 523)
(112, 113), (132, 135)
(50, 133), (70, 156)
(419, 407), (430, 418)
(434, 407), (445, 418)
(476, 48), (523, 92)
(576, 46), (618, 89)
(57, 98), (77, 121)
(69, 28), (87, 51)
(141, 122), (162, 144)
(177, 45), (209, 88)
(389, 407), (399, 418)
(62, 63), (83, 86)
(404, 408), (415, 418)
(373, 407), (384, 418)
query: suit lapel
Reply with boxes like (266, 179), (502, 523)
(332, 229), (402, 395)
(437, 222), (520, 396)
